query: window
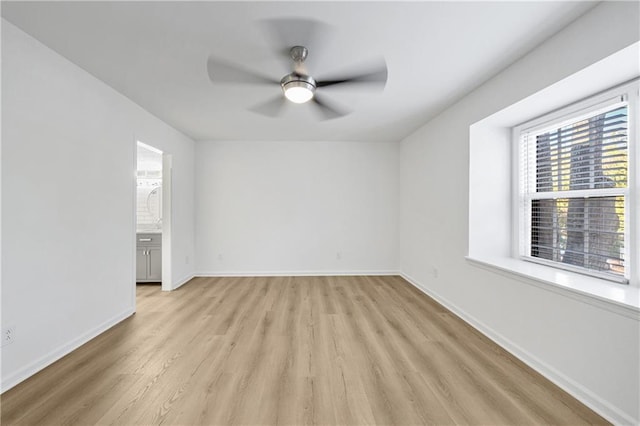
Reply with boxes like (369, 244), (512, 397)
(515, 82), (637, 284)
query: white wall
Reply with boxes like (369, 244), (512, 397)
(399, 2), (640, 424)
(195, 140), (398, 275)
(2, 1), (638, 422)
(1, 20), (196, 391)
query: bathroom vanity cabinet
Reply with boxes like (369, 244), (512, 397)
(136, 233), (162, 282)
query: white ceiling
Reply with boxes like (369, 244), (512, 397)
(137, 143), (163, 171)
(2, 1), (596, 142)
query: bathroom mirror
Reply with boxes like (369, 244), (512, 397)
(146, 186), (162, 226)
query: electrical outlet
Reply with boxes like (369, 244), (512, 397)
(185, 256), (190, 264)
(432, 267), (439, 278)
(1, 326), (15, 347)
(336, 251), (342, 260)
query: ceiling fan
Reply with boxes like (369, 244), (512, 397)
(206, 18), (387, 120)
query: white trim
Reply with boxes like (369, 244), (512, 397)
(161, 154), (172, 292)
(514, 80), (638, 285)
(466, 256), (639, 319)
(136, 141), (162, 155)
(0, 308), (134, 393)
(196, 270), (400, 277)
(627, 84), (639, 287)
(524, 187), (626, 200)
(511, 126), (522, 259)
(515, 80), (636, 132)
(172, 273), (195, 290)
(399, 272), (637, 426)
(520, 255), (628, 284)
(131, 137), (138, 312)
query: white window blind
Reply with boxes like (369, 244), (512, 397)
(520, 99), (629, 282)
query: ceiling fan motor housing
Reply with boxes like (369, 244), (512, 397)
(280, 73), (316, 103)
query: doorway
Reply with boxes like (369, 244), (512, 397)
(135, 141), (171, 292)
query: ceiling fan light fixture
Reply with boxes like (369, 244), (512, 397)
(281, 74), (316, 104)
(284, 82), (314, 103)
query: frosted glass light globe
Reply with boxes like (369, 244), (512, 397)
(283, 81), (315, 104)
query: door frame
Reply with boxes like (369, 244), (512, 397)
(134, 140), (173, 297)
(161, 153), (172, 292)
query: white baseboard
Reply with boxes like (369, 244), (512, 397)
(399, 272), (636, 426)
(1, 307), (134, 394)
(171, 273), (196, 291)
(196, 270), (400, 277)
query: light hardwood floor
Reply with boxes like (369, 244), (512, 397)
(2, 276), (608, 425)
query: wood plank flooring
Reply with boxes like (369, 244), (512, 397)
(1, 276), (608, 425)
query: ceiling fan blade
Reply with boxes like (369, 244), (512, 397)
(249, 95), (287, 117)
(207, 56), (278, 85)
(311, 94), (349, 120)
(316, 64), (388, 89)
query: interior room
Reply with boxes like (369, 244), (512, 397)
(1, 1), (639, 425)
(136, 142), (164, 285)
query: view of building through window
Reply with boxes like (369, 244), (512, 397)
(527, 104), (627, 278)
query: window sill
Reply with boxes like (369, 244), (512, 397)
(466, 256), (639, 319)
